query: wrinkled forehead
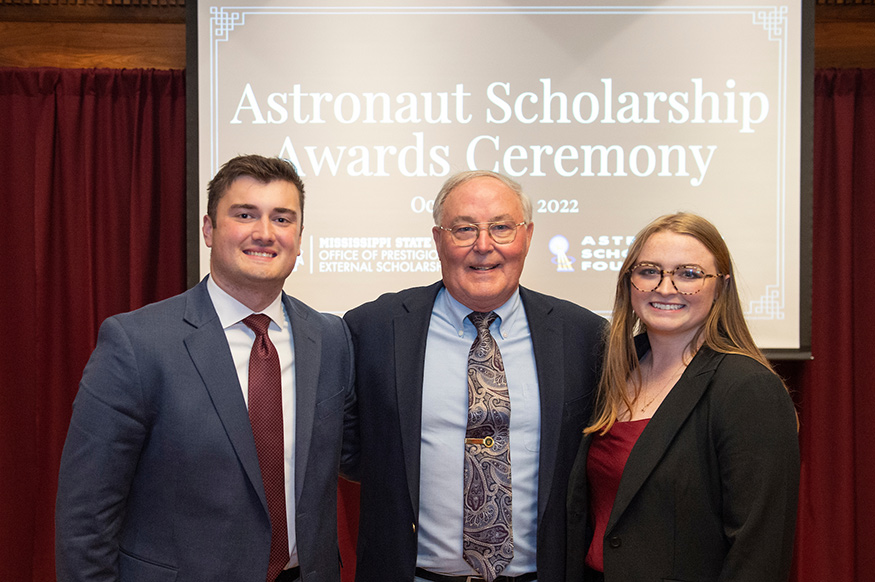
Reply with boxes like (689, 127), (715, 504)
(444, 179), (524, 221)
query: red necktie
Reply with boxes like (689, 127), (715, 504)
(243, 314), (289, 582)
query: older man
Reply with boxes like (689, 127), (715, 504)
(344, 170), (605, 582)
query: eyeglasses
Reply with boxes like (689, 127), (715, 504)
(437, 221), (527, 247)
(628, 262), (724, 295)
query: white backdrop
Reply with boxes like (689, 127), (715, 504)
(195, 0), (806, 350)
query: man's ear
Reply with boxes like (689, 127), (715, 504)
(202, 215), (214, 247)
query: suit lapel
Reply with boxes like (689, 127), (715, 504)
(395, 282), (442, 515)
(568, 433), (593, 519)
(183, 281), (267, 513)
(606, 346), (724, 533)
(287, 294), (320, 505)
(520, 287), (564, 524)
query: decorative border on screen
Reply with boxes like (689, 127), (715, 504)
(206, 3), (794, 321)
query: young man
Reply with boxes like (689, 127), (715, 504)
(56, 155), (356, 582)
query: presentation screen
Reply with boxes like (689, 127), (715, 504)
(191, 0), (811, 354)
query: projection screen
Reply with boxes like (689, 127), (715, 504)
(190, 0), (812, 354)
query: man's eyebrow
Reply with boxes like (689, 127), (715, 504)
(227, 204), (296, 215)
(450, 214), (515, 224)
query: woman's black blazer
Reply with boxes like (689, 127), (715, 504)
(567, 344), (800, 582)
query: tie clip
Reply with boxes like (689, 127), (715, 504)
(465, 436), (495, 448)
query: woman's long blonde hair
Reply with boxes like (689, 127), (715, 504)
(585, 212), (784, 435)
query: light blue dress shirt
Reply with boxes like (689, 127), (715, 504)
(416, 287), (540, 576)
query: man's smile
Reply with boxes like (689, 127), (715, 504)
(245, 250), (277, 258)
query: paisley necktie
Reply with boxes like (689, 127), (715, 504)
(463, 311), (513, 582)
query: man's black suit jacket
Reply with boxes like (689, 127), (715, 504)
(344, 282), (606, 582)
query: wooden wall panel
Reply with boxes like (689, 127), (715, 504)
(0, 22), (184, 69)
(0, 5), (873, 71)
(816, 22), (875, 68)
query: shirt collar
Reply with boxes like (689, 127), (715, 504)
(439, 286), (524, 340)
(206, 275), (286, 331)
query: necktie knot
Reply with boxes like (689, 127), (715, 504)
(243, 313), (272, 337)
(244, 314), (273, 358)
(468, 311), (498, 335)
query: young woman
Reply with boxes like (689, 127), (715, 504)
(567, 212), (799, 582)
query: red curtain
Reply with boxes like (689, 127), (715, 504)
(1, 66), (873, 582)
(791, 68), (875, 582)
(0, 68), (187, 581)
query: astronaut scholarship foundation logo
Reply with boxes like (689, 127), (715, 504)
(548, 235), (575, 272)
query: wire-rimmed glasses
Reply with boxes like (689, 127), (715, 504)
(437, 221), (527, 247)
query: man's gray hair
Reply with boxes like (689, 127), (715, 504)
(432, 170), (533, 226)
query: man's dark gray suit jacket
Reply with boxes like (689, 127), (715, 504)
(343, 282), (606, 582)
(56, 277), (357, 582)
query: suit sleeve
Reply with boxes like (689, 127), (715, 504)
(55, 316), (150, 582)
(712, 365), (800, 582)
(338, 317), (360, 482)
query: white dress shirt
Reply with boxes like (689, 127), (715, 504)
(207, 275), (298, 568)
